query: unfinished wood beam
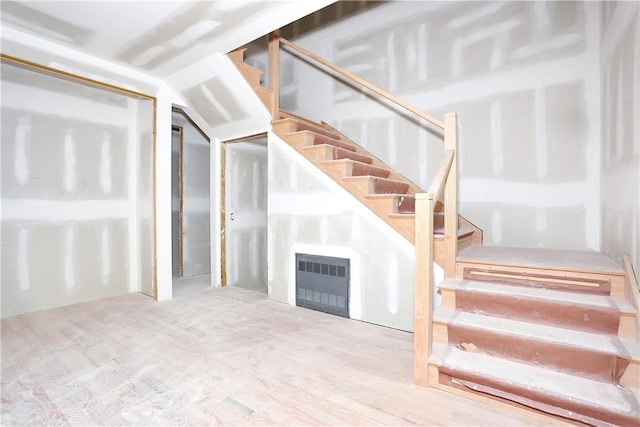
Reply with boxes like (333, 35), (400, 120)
(414, 193), (434, 387)
(443, 112), (458, 279)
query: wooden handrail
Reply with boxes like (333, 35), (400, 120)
(427, 150), (454, 199)
(278, 36), (445, 130)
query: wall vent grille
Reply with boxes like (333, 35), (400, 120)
(295, 253), (349, 318)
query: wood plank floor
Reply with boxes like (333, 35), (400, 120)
(2, 286), (571, 426)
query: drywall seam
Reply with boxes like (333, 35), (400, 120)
(460, 179), (587, 206)
(2, 200), (129, 220)
(1, 26), (164, 94)
(583, 3), (602, 251)
(302, 55), (587, 123)
(2, 81), (130, 124)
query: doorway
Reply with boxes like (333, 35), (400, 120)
(171, 125), (184, 278)
(222, 135), (268, 291)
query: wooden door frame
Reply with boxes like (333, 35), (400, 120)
(171, 125), (184, 278)
(220, 132), (268, 288)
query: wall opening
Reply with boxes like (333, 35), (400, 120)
(0, 55), (156, 316)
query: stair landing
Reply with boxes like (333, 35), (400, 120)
(458, 245), (623, 274)
(456, 246), (626, 297)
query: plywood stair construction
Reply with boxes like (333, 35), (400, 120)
(431, 245), (640, 426)
(227, 43), (640, 426)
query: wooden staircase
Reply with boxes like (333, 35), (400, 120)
(226, 45), (640, 426)
(271, 114), (482, 260)
(228, 46), (481, 261)
(431, 246), (640, 426)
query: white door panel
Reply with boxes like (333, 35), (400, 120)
(225, 138), (267, 289)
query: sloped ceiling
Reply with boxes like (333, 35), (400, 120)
(0, 0), (336, 79)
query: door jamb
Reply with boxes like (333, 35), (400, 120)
(172, 125), (184, 278)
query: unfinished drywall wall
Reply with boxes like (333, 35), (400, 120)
(268, 132), (443, 331)
(254, 1), (601, 252)
(600, 2), (640, 273)
(171, 110), (211, 278)
(0, 60), (154, 317)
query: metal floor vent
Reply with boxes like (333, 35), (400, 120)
(296, 253), (349, 318)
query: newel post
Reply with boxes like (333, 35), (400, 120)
(414, 193), (434, 386)
(268, 30), (280, 119)
(443, 112), (458, 279)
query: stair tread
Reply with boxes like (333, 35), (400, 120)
(458, 246), (624, 275)
(430, 344), (640, 417)
(439, 279), (636, 314)
(434, 309), (638, 359)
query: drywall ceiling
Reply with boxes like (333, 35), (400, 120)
(0, 0), (336, 78)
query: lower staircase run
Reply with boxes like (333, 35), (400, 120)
(429, 245), (640, 427)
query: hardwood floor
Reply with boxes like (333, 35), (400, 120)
(2, 286), (570, 426)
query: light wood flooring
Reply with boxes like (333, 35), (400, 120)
(2, 286), (571, 426)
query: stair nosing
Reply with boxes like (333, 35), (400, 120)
(433, 308), (634, 359)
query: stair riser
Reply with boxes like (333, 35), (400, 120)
(440, 288), (621, 336)
(296, 122), (342, 140)
(445, 324), (630, 382)
(397, 196), (415, 213)
(373, 179), (409, 194)
(332, 148), (373, 164)
(435, 368), (638, 427)
(350, 163), (390, 178)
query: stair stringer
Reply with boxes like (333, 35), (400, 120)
(268, 131), (442, 332)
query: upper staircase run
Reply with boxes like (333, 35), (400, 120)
(271, 113), (480, 261)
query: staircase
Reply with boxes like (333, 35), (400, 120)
(432, 246), (640, 426)
(226, 45), (640, 426)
